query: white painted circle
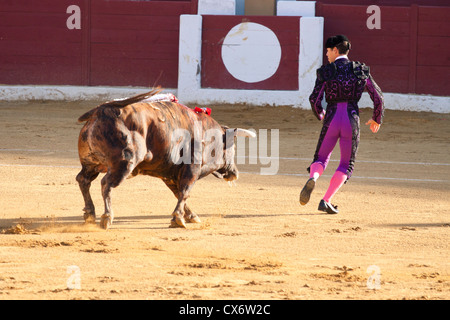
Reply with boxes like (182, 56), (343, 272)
(221, 22), (281, 83)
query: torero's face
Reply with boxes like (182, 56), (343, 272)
(326, 47), (340, 63)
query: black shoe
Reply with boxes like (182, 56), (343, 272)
(318, 199), (339, 214)
(300, 178), (315, 205)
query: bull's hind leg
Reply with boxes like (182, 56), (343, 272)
(100, 160), (133, 229)
(76, 165), (100, 224)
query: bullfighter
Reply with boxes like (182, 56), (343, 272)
(300, 34), (385, 214)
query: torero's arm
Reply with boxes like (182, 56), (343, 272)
(365, 73), (385, 133)
(309, 69), (326, 121)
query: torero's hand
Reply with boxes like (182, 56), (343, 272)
(319, 110), (326, 121)
(365, 119), (380, 133)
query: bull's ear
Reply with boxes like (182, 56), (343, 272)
(235, 128), (256, 138)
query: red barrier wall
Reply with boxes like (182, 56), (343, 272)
(0, 0), (448, 97)
(316, 2), (450, 96)
(415, 6), (450, 96)
(309, 0), (449, 6)
(0, 0), (84, 85)
(0, 0), (197, 88)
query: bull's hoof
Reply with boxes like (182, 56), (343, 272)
(83, 213), (96, 224)
(100, 214), (113, 230)
(169, 216), (186, 228)
(185, 215), (201, 224)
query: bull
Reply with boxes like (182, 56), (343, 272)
(76, 89), (255, 229)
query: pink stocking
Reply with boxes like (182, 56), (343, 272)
(309, 162), (324, 181)
(323, 171), (347, 202)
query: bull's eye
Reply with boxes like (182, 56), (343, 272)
(211, 149), (215, 157)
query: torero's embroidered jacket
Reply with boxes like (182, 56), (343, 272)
(309, 58), (384, 124)
(307, 58), (385, 180)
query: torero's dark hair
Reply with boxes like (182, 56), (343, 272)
(325, 34), (351, 54)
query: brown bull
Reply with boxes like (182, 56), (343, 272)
(76, 89), (255, 229)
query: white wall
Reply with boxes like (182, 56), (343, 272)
(0, 85), (175, 102)
(177, 15), (203, 102)
(277, 1), (316, 17)
(198, 0), (235, 15)
(2, 85), (449, 113)
(177, 14), (324, 108)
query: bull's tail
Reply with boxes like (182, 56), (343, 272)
(103, 87), (163, 108)
(77, 87), (164, 123)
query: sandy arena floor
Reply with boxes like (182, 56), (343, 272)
(0, 99), (448, 300)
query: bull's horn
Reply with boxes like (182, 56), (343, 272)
(235, 128), (256, 138)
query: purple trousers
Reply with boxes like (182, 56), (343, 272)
(310, 102), (360, 179)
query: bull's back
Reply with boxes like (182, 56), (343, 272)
(78, 100), (223, 179)
(125, 101), (225, 179)
(123, 101), (200, 178)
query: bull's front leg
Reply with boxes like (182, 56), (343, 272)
(170, 199), (188, 228)
(184, 206), (201, 224)
(164, 179), (201, 227)
(100, 174), (114, 230)
(170, 197), (201, 228)
(169, 166), (200, 228)
(76, 165), (99, 224)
